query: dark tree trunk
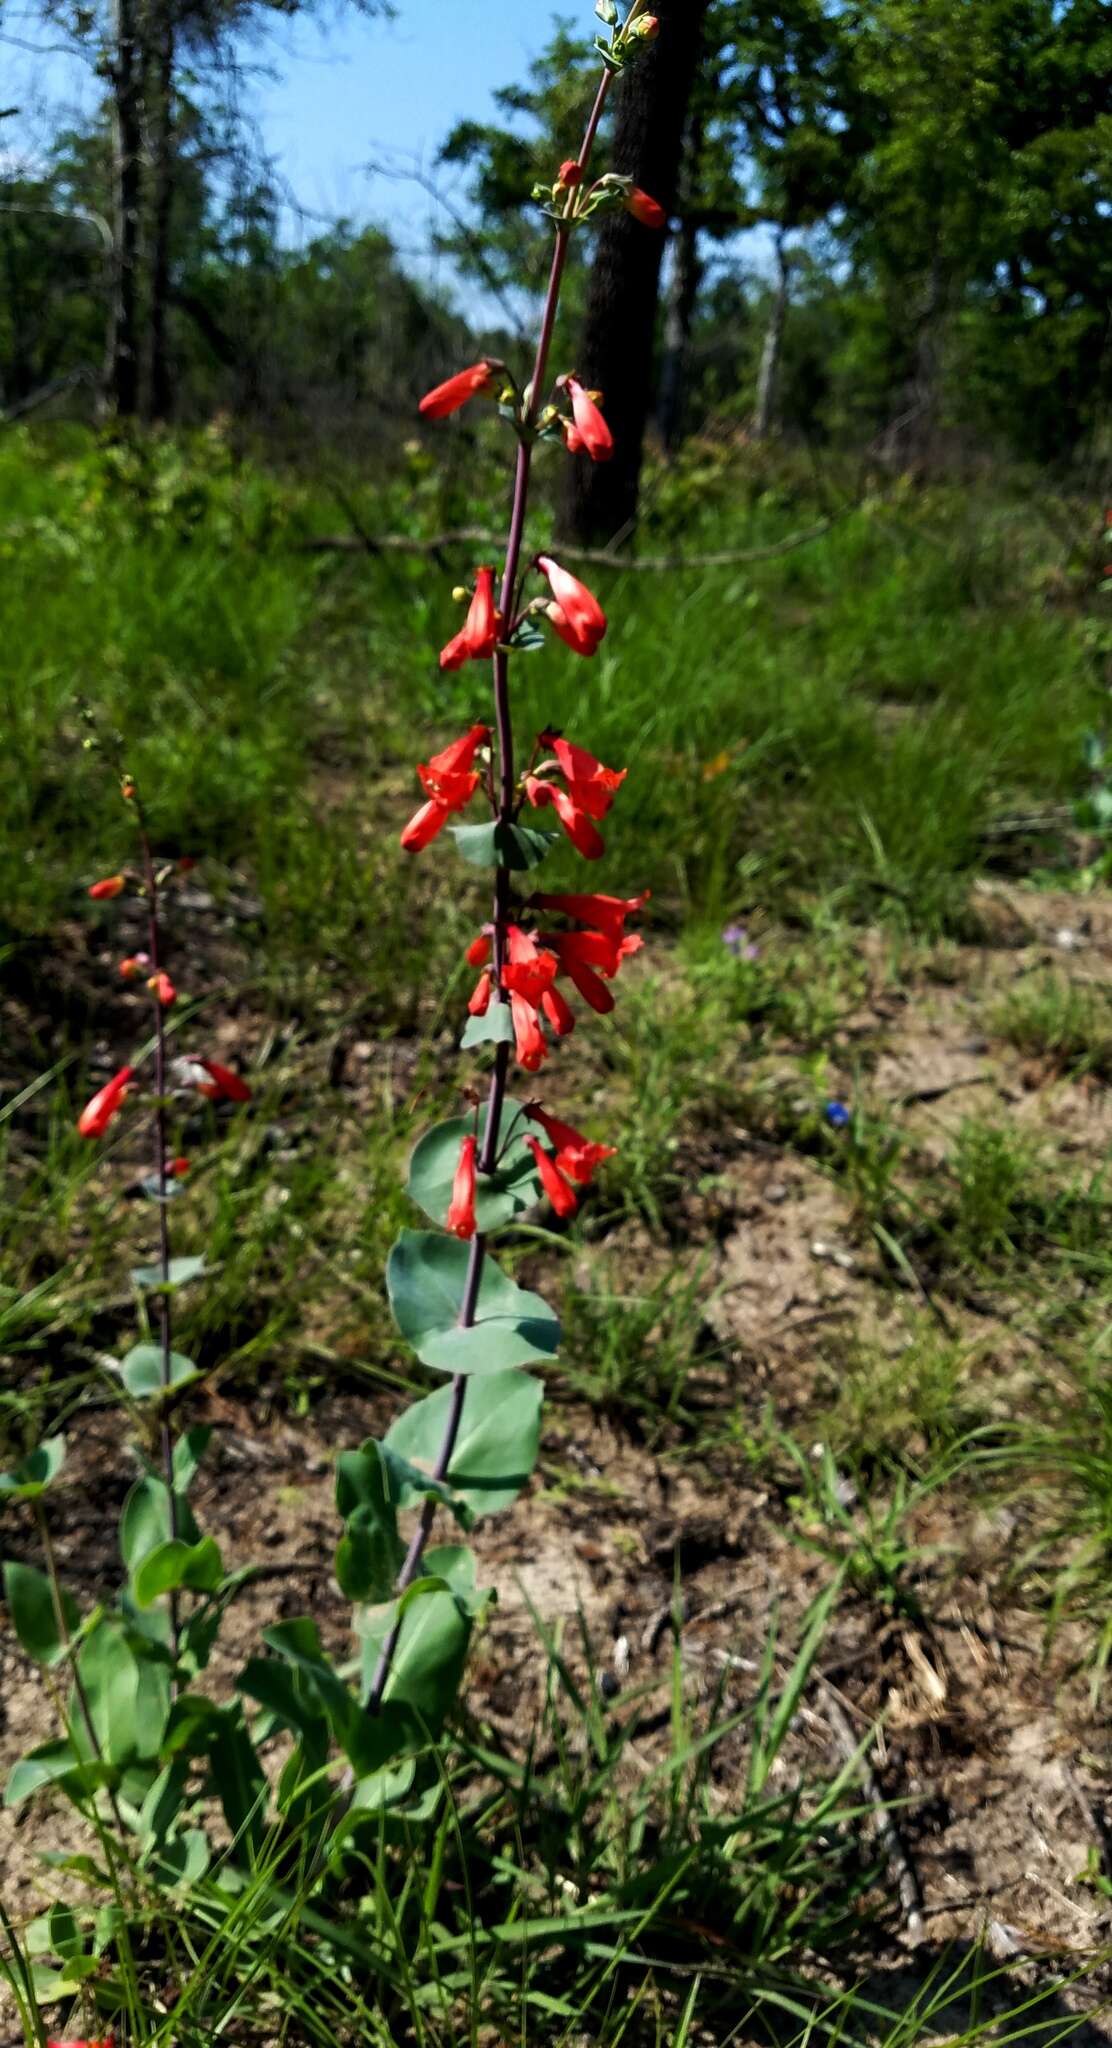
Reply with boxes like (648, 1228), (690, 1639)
(656, 212), (702, 454)
(141, 6), (176, 421)
(752, 229), (790, 441)
(103, 0), (142, 417)
(560, 0), (711, 547)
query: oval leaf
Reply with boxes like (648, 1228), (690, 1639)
(407, 1098), (542, 1232)
(386, 1230), (560, 1374)
(0, 1436), (66, 1501)
(133, 1536), (224, 1609)
(131, 1255), (207, 1291)
(460, 1005), (515, 1050)
(385, 1371), (542, 1517)
(3, 1561), (79, 1667)
(118, 1346), (202, 1400)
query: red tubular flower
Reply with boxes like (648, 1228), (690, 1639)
(548, 736), (626, 818)
(533, 890), (649, 941)
(536, 556), (607, 657)
(564, 378), (614, 463)
(511, 994), (548, 1072)
(468, 970), (493, 1016)
(527, 1107), (616, 1185)
(197, 1058), (252, 1103)
(402, 724), (490, 852)
(440, 567), (501, 671)
(466, 933), (492, 968)
(401, 798), (451, 852)
(627, 186), (666, 229)
(547, 931), (617, 1013)
(524, 1137), (579, 1218)
(148, 971), (177, 1007)
(446, 1134), (478, 1240)
(419, 359), (497, 419)
(541, 985), (576, 1038)
(502, 924), (558, 1007)
(524, 778), (605, 861)
(77, 1065), (134, 1139)
(167, 1156), (191, 1178)
(88, 874), (125, 901)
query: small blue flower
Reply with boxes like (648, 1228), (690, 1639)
(824, 1100), (851, 1130)
(722, 923), (759, 961)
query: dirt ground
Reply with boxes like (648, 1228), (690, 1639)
(5, 881), (1112, 2035)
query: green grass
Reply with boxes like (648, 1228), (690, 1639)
(5, 427), (1112, 2044)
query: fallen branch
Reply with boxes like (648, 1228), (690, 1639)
(294, 514), (842, 573)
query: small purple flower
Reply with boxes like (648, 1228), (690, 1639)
(824, 1100), (851, 1130)
(722, 922), (759, 961)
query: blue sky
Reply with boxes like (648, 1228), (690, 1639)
(3, 0), (572, 300)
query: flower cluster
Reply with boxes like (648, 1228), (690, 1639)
(78, 797), (252, 1147)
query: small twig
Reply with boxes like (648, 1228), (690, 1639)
(293, 516), (842, 572)
(815, 1677), (925, 1943)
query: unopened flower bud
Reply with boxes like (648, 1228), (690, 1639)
(629, 12), (659, 37)
(119, 953), (149, 980)
(88, 874), (125, 901)
(451, 586), (469, 604)
(557, 160), (582, 189)
(121, 776), (136, 800)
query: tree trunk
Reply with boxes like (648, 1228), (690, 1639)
(103, 0), (142, 417)
(752, 229), (789, 442)
(656, 211), (702, 455)
(560, 0), (711, 548)
(141, 5), (176, 422)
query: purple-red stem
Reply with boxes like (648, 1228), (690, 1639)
(138, 820), (181, 1677)
(366, 63), (616, 1718)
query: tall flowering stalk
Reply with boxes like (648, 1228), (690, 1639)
(358, 1), (662, 1724)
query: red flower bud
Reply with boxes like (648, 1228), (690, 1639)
(468, 970), (493, 1015)
(446, 1134), (478, 1239)
(557, 159), (582, 188)
(88, 874), (125, 901)
(466, 933), (492, 967)
(196, 1058), (252, 1103)
(440, 568), (501, 670)
(419, 360), (497, 419)
(147, 970), (177, 1007)
(627, 186), (667, 229)
(119, 952), (150, 980)
(541, 985), (576, 1038)
(178, 855), (197, 872)
(536, 556), (607, 657)
(77, 1066), (133, 1138)
(524, 1136), (579, 1218)
(564, 377), (614, 463)
(510, 993), (548, 1072)
(167, 1156), (190, 1178)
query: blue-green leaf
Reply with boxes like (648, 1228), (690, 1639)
(4, 1562), (79, 1667)
(386, 1231), (560, 1374)
(407, 1098), (542, 1231)
(0, 1436), (65, 1502)
(449, 822), (559, 871)
(118, 1345), (202, 1400)
(385, 1371), (542, 1517)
